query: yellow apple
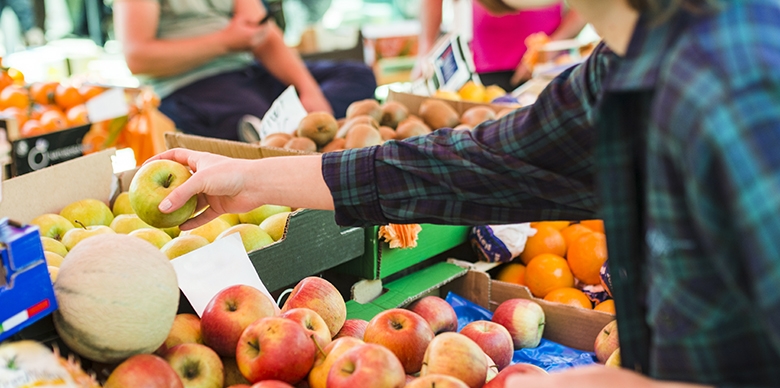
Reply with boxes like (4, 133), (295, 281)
(180, 217), (231, 243)
(110, 214), (154, 234)
(61, 225), (116, 250)
(162, 226), (181, 238)
(112, 192), (134, 216)
(161, 235), (211, 260)
(41, 236), (68, 257)
(30, 214), (74, 241)
(44, 251), (65, 267)
(218, 213), (241, 226)
(259, 212), (292, 241)
(48, 266), (59, 283)
(60, 198), (115, 227)
(216, 224), (274, 253)
(238, 205), (292, 225)
(129, 228), (173, 249)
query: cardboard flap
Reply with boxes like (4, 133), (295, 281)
(440, 269), (492, 309)
(0, 149), (116, 223)
(490, 280), (615, 351)
(164, 133), (313, 159)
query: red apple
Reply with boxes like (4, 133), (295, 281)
(405, 375), (417, 385)
(333, 319), (369, 340)
(236, 316), (316, 384)
(326, 343), (406, 388)
(164, 343), (224, 388)
(459, 320), (513, 371)
(405, 374), (469, 388)
(363, 308), (434, 374)
(491, 299), (545, 349)
(594, 320), (619, 363)
(420, 332), (487, 388)
(605, 348), (621, 367)
(223, 357), (252, 387)
(104, 354), (184, 388)
(407, 296), (458, 334)
(308, 337), (364, 388)
(250, 382), (295, 388)
(281, 276), (346, 337)
(156, 313), (203, 356)
(201, 284), (278, 357)
(483, 363), (548, 388)
(485, 353), (499, 383)
(280, 307), (332, 348)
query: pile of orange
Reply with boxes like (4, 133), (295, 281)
(495, 219), (614, 312)
(0, 67), (107, 139)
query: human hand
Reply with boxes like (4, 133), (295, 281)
(510, 62), (533, 86)
(149, 149), (266, 230)
(299, 88), (333, 115)
(220, 14), (269, 52)
(505, 365), (708, 388)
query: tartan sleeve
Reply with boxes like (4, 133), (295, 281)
(322, 43), (616, 227)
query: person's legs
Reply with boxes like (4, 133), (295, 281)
(159, 69), (275, 141)
(304, 60), (377, 118)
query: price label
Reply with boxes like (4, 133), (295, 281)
(259, 86), (308, 141)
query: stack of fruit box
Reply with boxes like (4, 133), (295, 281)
(162, 132), (365, 292)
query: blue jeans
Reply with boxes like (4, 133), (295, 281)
(0, 0), (35, 31)
(159, 60), (377, 141)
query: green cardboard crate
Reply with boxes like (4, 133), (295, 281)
(335, 224), (470, 280)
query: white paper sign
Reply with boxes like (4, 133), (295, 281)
(171, 233), (274, 316)
(85, 88), (130, 123)
(259, 85), (308, 141)
(424, 34), (480, 94)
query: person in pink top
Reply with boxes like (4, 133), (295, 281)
(415, 0), (585, 90)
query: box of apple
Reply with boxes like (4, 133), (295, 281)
(102, 272), (618, 388)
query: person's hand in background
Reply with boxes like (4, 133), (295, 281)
(220, 13), (270, 52)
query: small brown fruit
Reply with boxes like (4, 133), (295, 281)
(395, 119), (432, 140)
(380, 101), (409, 129)
(419, 99), (459, 129)
(460, 106), (496, 127)
(453, 124), (471, 131)
(261, 132), (292, 148)
(284, 137), (317, 153)
(320, 138), (347, 153)
(346, 99), (382, 122)
(378, 126), (396, 141)
(497, 108), (515, 119)
(344, 124), (382, 149)
(336, 115), (380, 138)
(297, 112), (338, 147)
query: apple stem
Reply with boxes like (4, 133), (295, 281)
(74, 220), (87, 229)
(163, 174), (173, 189)
(247, 341), (259, 352)
(311, 334), (326, 358)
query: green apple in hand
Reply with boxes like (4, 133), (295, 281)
(60, 198), (115, 227)
(112, 192), (135, 216)
(238, 205), (292, 225)
(129, 228), (173, 249)
(30, 214), (75, 241)
(161, 235), (211, 260)
(61, 223), (116, 250)
(110, 214), (154, 234)
(162, 225), (181, 238)
(216, 224), (274, 253)
(129, 160), (198, 228)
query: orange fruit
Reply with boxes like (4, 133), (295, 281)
(54, 85), (85, 110)
(496, 263), (526, 286)
(519, 224), (567, 265)
(525, 253), (574, 298)
(66, 104), (89, 126)
(560, 224), (593, 250)
(0, 71), (13, 91)
(530, 221), (571, 231)
(7, 68), (24, 84)
(580, 219), (605, 234)
(594, 299), (616, 314)
(79, 85), (106, 101)
(20, 119), (44, 138)
(29, 82), (58, 105)
(543, 287), (592, 309)
(40, 110), (69, 131)
(567, 232), (608, 285)
(0, 85), (30, 109)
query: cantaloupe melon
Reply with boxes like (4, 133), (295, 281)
(53, 234), (179, 363)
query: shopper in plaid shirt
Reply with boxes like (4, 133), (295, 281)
(154, 0), (780, 386)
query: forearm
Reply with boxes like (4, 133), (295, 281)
(122, 34), (229, 78)
(252, 24), (320, 97)
(549, 9), (587, 41)
(418, 0), (443, 56)
(251, 155), (334, 211)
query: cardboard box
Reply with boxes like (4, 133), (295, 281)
(164, 132), (364, 292)
(335, 224), (470, 280)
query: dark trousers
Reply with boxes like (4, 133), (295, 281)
(159, 60), (377, 141)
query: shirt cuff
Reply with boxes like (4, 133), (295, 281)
(321, 146), (390, 227)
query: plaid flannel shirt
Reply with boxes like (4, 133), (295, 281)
(322, 0), (780, 385)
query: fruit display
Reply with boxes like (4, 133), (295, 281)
(493, 220), (614, 312)
(431, 81), (514, 105)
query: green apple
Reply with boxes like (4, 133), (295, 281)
(180, 217), (231, 243)
(259, 211), (292, 241)
(112, 192), (134, 216)
(44, 251), (65, 267)
(218, 213), (241, 226)
(162, 225), (181, 238)
(110, 214), (155, 234)
(129, 228), (173, 249)
(61, 225), (115, 251)
(41, 236), (68, 257)
(60, 199), (115, 227)
(161, 235), (211, 260)
(216, 224), (274, 253)
(129, 159), (198, 228)
(30, 214), (75, 241)
(238, 205), (292, 225)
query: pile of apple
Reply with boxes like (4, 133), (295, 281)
(101, 273), (560, 388)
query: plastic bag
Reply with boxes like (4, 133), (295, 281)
(445, 291), (597, 372)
